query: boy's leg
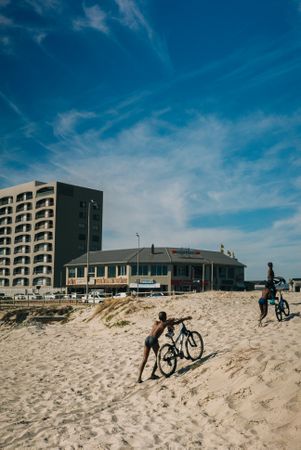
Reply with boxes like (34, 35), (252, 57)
(137, 345), (150, 383)
(150, 342), (160, 379)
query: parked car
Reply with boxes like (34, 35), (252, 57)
(15, 294), (27, 300)
(147, 292), (165, 298)
(82, 294), (105, 303)
(44, 293), (61, 300)
(113, 292), (127, 299)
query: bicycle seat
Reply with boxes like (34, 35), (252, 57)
(166, 326), (174, 337)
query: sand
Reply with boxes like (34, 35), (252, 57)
(0, 291), (300, 450)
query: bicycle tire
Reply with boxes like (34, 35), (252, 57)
(275, 304), (283, 321)
(282, 300), (290, 317)
(158, 344), (177, 377)
(185, 331), (204, 361)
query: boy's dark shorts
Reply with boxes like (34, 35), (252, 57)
(145, 335), (159, 348)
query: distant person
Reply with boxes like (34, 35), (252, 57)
(258, 287), (269, 326)
(137, 311), (192, 383)
(266, 262), (276, 299)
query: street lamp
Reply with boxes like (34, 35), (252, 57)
(136, 232), (140, 298)
(86, 200), (97, 300)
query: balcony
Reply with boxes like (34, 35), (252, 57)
(16, 213), (32, 223)
(16, 202), (32, 213)
(14, 256), (30, 265)
(13, 278), (29, 286)
(34, 231), (53, 242)
(14, 245), (31, 255)
(35, 209), (54, 220)
(0, 206), (13, 216)
(13, 267), (30, 276)
(0, 247), (11, 256)
(14, 235), (31, 244)
(0, 257), (10, 266)
(33, 276), (51, 286)
(36, 187), (54, 198)
(0, 237), (11, 245)
(33, 265), (52, 275)
(36, 198), (54, 209)
(0, 217), (12, 226)
(34, 243), (53, 253)
(16, 192), (33, 202)
(0, 268), (10, 276)
(0, 196), (13, 206)
(35, 220), (53, 231)
(34, 254), (52, 264)
(15, 224), (31, 234)
(0, 227), (12, 236)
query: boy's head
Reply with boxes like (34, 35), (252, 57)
(159, 311), (167, 322)
(267, 262), (273, 267)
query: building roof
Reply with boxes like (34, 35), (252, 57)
(65, 247), (245, 267)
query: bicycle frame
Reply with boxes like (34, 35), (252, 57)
(166, 323), (189, 357)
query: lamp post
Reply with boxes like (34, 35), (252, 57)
(86, 200), (97, 300)
(136, 232), (140, 298)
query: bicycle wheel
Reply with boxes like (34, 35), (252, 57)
(158, 344), (177, 377)
(282, 300), (290, 317)
(185, 331), (204, 361)
(275, 304), (283, 321)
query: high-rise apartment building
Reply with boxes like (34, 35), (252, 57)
(0, 181), (103, 293)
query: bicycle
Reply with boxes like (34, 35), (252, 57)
(274, 291), (290, 322)
(158, 321), (204, 377)
(267, 277), (290, 322)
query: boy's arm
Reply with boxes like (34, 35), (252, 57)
(168, 316), (192, 325)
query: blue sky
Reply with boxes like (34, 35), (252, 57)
(1, 0), (301, 280)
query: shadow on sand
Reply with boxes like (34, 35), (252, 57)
(175, 352), (218, 377)
(282, 311), (301, 322)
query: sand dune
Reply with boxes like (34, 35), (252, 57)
(0, 291), (300, 449)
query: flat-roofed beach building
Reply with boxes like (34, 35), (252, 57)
(65, 246), (246, 295)
(0, 181), (103, 294)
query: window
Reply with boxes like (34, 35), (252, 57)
(117, 265), (127, 276)
(219, 266), (226, 277)
(151, 265), (168, 276)
(228, 268), (235, 279)
(108, 265), (116, 277)
(96, 265), (105, 277)
(79, 212), (86, 219)
(77, 266), (84, 277)
(93, 214), (100, 220)
(92, 235), (99, 242)
(78, 223), (85, 229)
(78, 234), (86, 241)
(79, 201), (86, 208)
(68, 268), (76, 278)
(89, 266), (95, 276)
(132, 264), (148, 276)
(173, 265), (188, 277)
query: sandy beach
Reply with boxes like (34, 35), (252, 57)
(0, 291), (300, 450)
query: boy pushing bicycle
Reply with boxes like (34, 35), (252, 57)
(137, 311), (192, 383)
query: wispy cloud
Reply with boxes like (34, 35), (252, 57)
(0, 14), (12, 26)
(0, 90), (25, 118)
(73, 4), (109, 34)
(114, 0), (171, 67)
(2, 108), (300, 278)
(24, 0), (61, 16)
(53, 109), (97, 137)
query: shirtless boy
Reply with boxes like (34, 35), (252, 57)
(137, 311), (192, 383)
